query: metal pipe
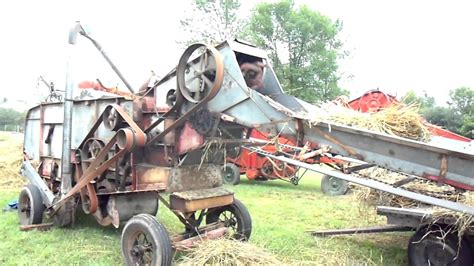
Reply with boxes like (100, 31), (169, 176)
(310, 225), (413, 237)
(80, 32), (134, 94)
(60, 22), (82, 194)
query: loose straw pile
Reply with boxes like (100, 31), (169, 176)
(177, 238), (280, 265)
(0, 133), (25, 189)
(314, 102), (431, 142)
(355, 167), (467, 208)
(354, 167), (474, 233)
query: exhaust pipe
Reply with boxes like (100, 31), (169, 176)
(60, 22), (83, 194)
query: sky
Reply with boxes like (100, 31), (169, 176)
(1, 0), (474, 108)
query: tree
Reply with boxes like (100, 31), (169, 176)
(401, 89), (435, 113)
(448, 87), (474, 116)
(448, 87), (474, 137)
(423, 106), (463, 135)
(179, 0), (244, 45)
(460, 115), (474, 137)
(407, 87), (474, 137)
(245, 0), (347, 103)
(0, 107), (25, 131)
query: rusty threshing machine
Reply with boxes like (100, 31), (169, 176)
(19, 22), (474, 265)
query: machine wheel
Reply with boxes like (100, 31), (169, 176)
(408, 226), (474, 266)
(321, 175), (348, 196)
(18, 184), (45, 225)
(222, 163), (240, 185)
(206, 198), (252, 240)
(121, 214), (173, 266)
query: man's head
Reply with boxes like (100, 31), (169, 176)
(240, 61), (265, 90)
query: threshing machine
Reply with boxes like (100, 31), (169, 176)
(224, 89), (472, 197)
(19, 22), (474, 265)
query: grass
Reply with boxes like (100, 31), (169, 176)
(0, 132), (409, 265)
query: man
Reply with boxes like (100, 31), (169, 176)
(240, 61), (265, 90)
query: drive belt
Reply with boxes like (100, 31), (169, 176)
(146, 43), (224, 145)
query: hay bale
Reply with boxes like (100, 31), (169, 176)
(314, 102), (431, 142)
(177, 238), (280, 265)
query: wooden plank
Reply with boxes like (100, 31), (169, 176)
(19, 223), (54, 231)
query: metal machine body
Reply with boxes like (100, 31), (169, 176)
(19, 23), (256, 265)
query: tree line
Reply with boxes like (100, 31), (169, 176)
(0, 107), (25, 132)
(402, 87), (474, 138)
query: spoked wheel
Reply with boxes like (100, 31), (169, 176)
(408, 226), (474, 266)
(321, 175), (348, 196)
(121, 214), (173, 266)
(206, 198), (252, 240)
(222, 163), (241, 185)
(176, 43), (224, 103)
(18, 184), (45, 225)
(81, 139), (105, 162)
(81, 138), (107, 179)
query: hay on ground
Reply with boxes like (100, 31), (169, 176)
(0, 132), (25, 189)
(177, 238), (280, 265)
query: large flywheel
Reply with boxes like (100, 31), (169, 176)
(176, 43), (224, 104)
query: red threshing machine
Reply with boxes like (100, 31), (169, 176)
(18, 22), (474, 265)
(224, 89), (472, 196)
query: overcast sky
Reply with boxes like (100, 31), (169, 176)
(1, 0), (473, 106)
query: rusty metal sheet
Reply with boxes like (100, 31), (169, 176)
(167, 164), (223, 193)
(135, 165), (170, 190)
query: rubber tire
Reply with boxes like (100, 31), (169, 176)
(18, 184), (45, 225)
(321, 175), (348, 196)
(121, 214), (173, 266)
(206, 198), (252, 240)
(408, 227), (474, 266)
(222, 163), (241, 185)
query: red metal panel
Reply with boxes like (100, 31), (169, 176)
(176, 122), (204, 155)
(348, 90), (397, 112)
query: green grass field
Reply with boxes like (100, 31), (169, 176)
(0, 175), (409, 265)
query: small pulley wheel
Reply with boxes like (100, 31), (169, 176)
(81, 139), (106, 164)
(165, 89), (178, 108)
(176, 43), (224, 103)
(80, 138), (107, 182)
(103, 106), (123, 131)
